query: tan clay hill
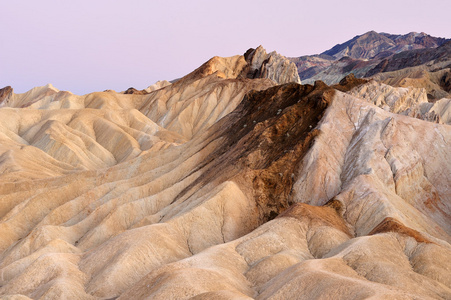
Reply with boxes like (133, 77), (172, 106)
(0, 46), (451, 300)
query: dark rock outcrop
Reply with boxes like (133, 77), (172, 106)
(175, 77), (367, 223)
(365, 41), (451, 76)
(332, 73), (368, 92)
(174, 81), (331, 222)
(440, 70), (451, 92)
(0, 86), (13, 105)
(123, 87), (149, 95)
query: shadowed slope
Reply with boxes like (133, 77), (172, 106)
(171, 81), (334, 223)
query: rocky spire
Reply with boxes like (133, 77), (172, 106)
(243, 45), (302, 85)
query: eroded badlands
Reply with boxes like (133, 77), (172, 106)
(0, 46), (450, 299)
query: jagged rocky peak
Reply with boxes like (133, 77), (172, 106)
(0, 86), (13, 105)
(0, 83), (62, 108)
(243, 45), (302, 84)
(123, 87), (149, 95)
(380, 31), (449, 50)
(172, 45), (301, 86)
(322, 31), (396, 60)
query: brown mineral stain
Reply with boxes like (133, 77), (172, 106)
(174, 81), (336, 222)
(173, 77), (367, 224)
(369, 217), (433, 243)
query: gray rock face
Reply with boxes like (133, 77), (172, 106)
(243, 45), (301, 85)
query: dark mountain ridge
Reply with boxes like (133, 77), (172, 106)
(289, 31), (451, 99)
(321, 31), (449, 60)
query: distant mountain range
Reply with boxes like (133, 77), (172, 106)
(289, 31), (451, 100)
(323, 31), (448, 60)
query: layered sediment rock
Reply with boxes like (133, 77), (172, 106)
(1, 46), (451, 299)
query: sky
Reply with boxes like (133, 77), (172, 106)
(1, 0), (451, 95)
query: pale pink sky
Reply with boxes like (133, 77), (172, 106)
(1, 0), (450, 95)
